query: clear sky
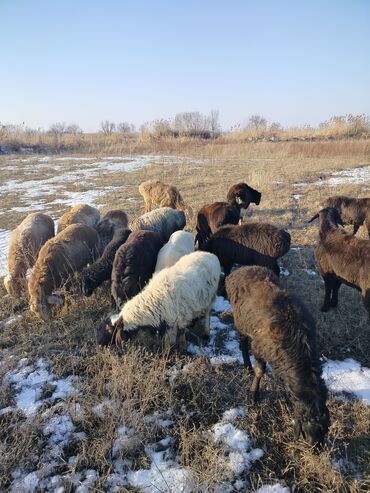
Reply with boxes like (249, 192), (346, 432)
(1, 0), (369, 131)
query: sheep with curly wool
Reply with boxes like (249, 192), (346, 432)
(111, 230), (164, 309)
(4, 213), (55, 297)
(309, 207), (370, 316)
(99, 251), (221, 352)
(154, 230), (195, 273)
(28, 224), (101, 321)
(81, 227), (132, 297)
(138, 179), (193, 218)
(57, 203), (100, 233)
(201, 222), (291, 277)
(323, 195), (370, 237)
(130, 207), (186, 242)
(226, 265), (330, 447)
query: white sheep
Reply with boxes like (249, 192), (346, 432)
(154, 230), (195, 273)
(130, 207), (186, 242)
(99, 251), (221, 351)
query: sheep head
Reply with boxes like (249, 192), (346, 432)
(227, 183), (262, 208)
(98, 317), (168, 350)
(292, 403), (330, 448)
(4, 274), (27, 297)
(308, 207), (344, 227)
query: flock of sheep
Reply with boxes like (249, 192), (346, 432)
(3, 178), (370, 448)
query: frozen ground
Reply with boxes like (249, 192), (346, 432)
(1, 295), (369, 492)
(0, 153), (206, 276)
(295, 164), (370, 188)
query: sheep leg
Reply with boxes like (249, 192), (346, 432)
(330, 279), (341, 307)
(164, 325), (178, 352)
(177, 328), (187, 353)
(239, 336), (253, 373)
(203, 309), (211, 340)
(362, 289), (370, 318)
(353, 223), (361, 235)
(250, 358), (266, 404)
(321, 275), (334, 312)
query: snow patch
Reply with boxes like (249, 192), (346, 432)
(323, 358), (370, 404)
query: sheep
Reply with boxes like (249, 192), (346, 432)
(57, 203), (100, 233)
(195, 182), (261, 248)
(96, 209), (129, 242)
(28, 224), (101, 321)
(99, 251), (221, 352)
(225, 265), (330, 447)
(323, 195), (370, 237)
(309, 207), (370, 316)
(138, 179), (193, 218)
(154, 230), (195, 273)
(4, 213), (55, 297)
(201, 222), (291, 278)
(81, 228), (132, 297)
(111, 230), (164, 309)
(130, 207), (186, 243)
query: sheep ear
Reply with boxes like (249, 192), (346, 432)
(308, 213), (319, 223)
(47, 294), (64, 305)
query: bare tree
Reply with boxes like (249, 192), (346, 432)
(48, 122), (67, 137)
(208, 109), (221, 138)
(100, 120), (116, 135)
(117, 121), (136, 133)
(174, 112), (210, 137)
(65, 124), (83, 135)
(247, 115), (267, 131)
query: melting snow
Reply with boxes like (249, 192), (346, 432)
(323, 359), (370, 404)
(313, 165), (370, 186)
(303, 268), (317, 276)
(4, 358), (76, 416)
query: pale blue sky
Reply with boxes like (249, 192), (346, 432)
(1, 0), (369, 131)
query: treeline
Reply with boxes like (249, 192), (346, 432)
(0, 113), (369, 154)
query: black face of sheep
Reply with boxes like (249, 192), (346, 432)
(98, 318), (168, 350)
(81, 274), (95, 297)
(293, 404), (330, 448)
(308, 207), (344, 227)
(229, 184), (262, 207)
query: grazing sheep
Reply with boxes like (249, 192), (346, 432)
(28, 224), (101, 321)
(201, 222), (291, 277)
(99, 251), (221, 352)
(323, 195), (370, 237)
(4, 213), (55, 297)
(130, 207), (186, 243)
(226, 266), (330, 447)
(309, 207), (370, 316)
(57, 203), (100, 233)
(96, 210), (129, 242)
(154, 230), (195, 273)
(111, 230), (164, 308)
(81, 228), (132, 297)
(138, 179), (193, 218)
(195, 183), (261, 248)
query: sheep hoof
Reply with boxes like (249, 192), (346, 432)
(320, 305), (330, 312)
(330, 300), (338, 307)
(248, 391), (260, 405)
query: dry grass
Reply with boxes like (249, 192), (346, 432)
(0, 142), (370, 491)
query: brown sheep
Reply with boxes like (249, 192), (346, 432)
(195, 183), (261, 248)
(96, 209), (129, 242)
(201, 222), (290, 277)
(57, 203), (100, 233)
(323, 195), (370, 237)
(4, 213), (55, 297)
(309, 207), (370, 316)
(28, 224), (101, 321)
(138, 180), (193, 218)
(226, 266), (330, 447)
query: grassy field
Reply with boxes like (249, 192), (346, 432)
(0, 140), (369, 492)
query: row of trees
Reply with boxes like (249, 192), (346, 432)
(2, 113), (369, 140)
